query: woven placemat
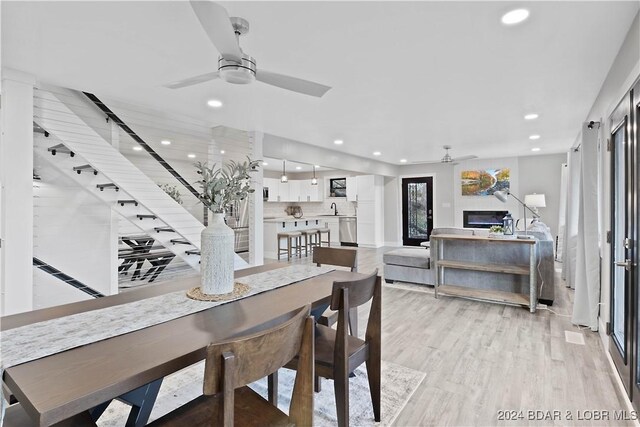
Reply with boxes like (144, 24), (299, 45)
(186, 282), (250, 302)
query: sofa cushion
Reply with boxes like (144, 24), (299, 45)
(383, 248), (431, 268)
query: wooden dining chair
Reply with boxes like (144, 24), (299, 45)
(312, 247), (359, 336)
(149, 305), (315, 427)
(287, 269), (382, 427)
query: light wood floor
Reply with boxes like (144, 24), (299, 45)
(269, 246), (632, 426)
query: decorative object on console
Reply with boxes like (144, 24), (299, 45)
(502, 213), (514, 235)
(494, 190), (538, 239)
(488, 225), (504, 237)
(281, 160), (288, 183)
(461, 168), (510, 196)
(193, 157), (261, 297)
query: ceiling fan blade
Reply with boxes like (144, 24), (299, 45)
(256, 70), (331, 97)
(410, 160), (442, 165)
(164, 71), (220, 89)
(452, 155), (478, 162)
(190, 1), (243, 63)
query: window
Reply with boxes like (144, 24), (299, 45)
(329, 178), (347, 197)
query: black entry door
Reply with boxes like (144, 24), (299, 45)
(402, 177), (434, 246)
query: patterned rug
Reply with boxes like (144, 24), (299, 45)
(96, 360), (425, 426)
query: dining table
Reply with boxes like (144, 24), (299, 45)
(1, 262), (365, 426)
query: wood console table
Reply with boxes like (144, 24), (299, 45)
(431, 234), (538, 313)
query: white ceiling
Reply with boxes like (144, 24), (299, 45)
(3, 1), (638, 164)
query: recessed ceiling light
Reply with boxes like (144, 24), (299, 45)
(501, 8), (529, 25)
(207, 99), (223, 108)
(524, 113), (539, 120)
(373, 151), (381, 156)
(334, 139), (344, 145)
(531, 147), (541, 152)
(220, 150), (225, 154)
(188, 153), (196, 158)
(295, 166), (302, 170)
(133, 146), (143, 151)
(314, 165), (320, 168)
(161, 140), (171, 145)
(400, 159), (407, 163)
(262, 162), (268, 166)
(529, 135), (541, 140)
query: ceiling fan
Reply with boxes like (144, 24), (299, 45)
(411, 145), (478, 165)
(164, 1), (331, 97)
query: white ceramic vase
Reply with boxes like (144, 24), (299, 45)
(200, 212), (234, 295)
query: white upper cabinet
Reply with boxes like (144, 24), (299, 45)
(288, 181), (301, 202)
(264, 178), (323, 203)
(356, 175), (376, 201)
(346, 177), (357, 201)
(264, 178), (280, 202)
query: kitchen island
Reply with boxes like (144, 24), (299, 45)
(263, 215), (355, 259)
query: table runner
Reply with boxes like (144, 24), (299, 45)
(0, 264), (334, 371)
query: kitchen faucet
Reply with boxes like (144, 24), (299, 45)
(330, 202), (338, 216)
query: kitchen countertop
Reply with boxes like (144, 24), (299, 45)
(264, 215), (356, 223)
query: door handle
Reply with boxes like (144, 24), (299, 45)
(615, 259), (632, 271)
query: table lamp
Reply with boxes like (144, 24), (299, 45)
(524, 193), (546, 216)
(494, 190), (538, 239)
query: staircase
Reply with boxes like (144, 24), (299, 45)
(33, 257), (104, 298)
(33, 87), (247, 271)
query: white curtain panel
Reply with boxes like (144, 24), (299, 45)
(556, 162), (568, 261)
(562, 147), (581, 287)
(571, 123), (601, 330)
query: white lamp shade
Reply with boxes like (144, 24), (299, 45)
(524, 193), (546, 208)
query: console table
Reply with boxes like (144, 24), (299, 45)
(431, 234), (538, 313)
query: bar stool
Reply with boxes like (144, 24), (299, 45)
(277, 231), (302, 261)
(301, 229), (319, 256)
(317, 227), (331, 247)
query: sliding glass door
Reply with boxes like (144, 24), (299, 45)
(609, 81), (639, 404)
(401, 177), (433, 246)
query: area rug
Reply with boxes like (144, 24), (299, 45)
(96, 360), (424, 426)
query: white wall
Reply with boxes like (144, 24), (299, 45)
(588, 12), (640, 346)
(33, 145), (117, 305)
(1, 69), (35, 315)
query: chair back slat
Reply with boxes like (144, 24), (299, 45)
(330, 269), (378, 311)
(313, 247), (358, 271)
(203, 305), (311, 395)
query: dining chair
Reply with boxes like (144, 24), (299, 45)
(312, 247), (358, 336)
(149, 305), (315, 427)
(286, 269), (382, 427)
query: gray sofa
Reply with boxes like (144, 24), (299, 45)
(383, 228), (555, 305)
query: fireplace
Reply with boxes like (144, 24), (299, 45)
(463, 210), (509, 229)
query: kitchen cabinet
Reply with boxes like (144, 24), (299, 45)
(264, 178), (280, 202)
(346, 177), (357, 202)
(322, 217), (341, 245)
(355, 175), (384, 248)
(264, 178), (323, 203)
(278, 181), (290, 202)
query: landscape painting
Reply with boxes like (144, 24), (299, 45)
(461, 168), (510, 196)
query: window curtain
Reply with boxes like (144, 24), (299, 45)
(569, 123), (601, 330)
(562, 147), (581, 288)
(556, 163), (568, 261)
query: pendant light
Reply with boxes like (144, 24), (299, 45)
(311, 165), (318, 185)
(281, 160), (288, 183)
